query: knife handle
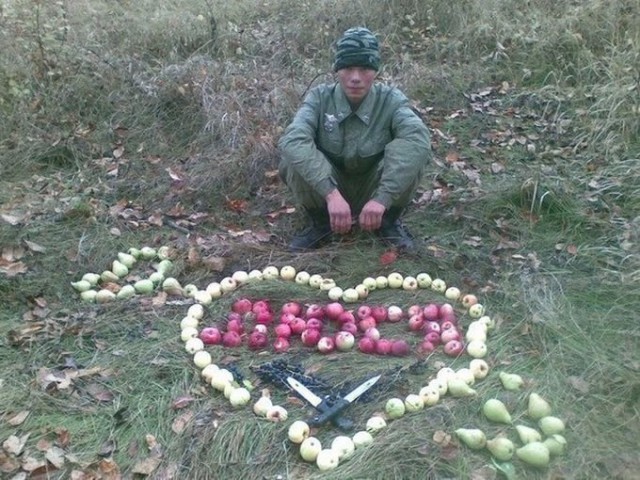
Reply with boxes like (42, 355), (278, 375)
(309, 398), (352, 429)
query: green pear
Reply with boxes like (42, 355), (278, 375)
(499, 371), (524, 391)
(116, 284), (136, 300)
(71, 280), (92, 292)
(515, 441), (550, 468)
(483, 398), (512, 424)
(539, 416), (565, 435)
(543, 434), (567, 456)
(486, 437), (515, 461)
(527, 393), (552, 419)
(455, 428), (487, 450)
(81, 272), (101, 286)
(515, 424), (542, 444)
(447, 378), (477, 397)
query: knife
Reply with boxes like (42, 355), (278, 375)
(287, 377), (355, 431)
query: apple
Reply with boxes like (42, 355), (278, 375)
(340, 322), (358, 336)
(407, 304), (423, 317)
(352, 430), (374, 448)
(358, 316), (377, 332)
(279, 312), (295, 325)
(440, 328), (461, 343)
(319, 278), (337, 291)
(356, 304), (372, 320)
(469, 304), (485, 318)
(232, 298), (253, 315)
(385, 398), (406, 419)
(193, 290), (212, 305)
(341, 288), (359, 303)
(387, 305), (404, 322)
(193, 350), (212, 368)
(187, 304), (205, 320)
(375, 276), (389, 289)
(280, 265), (296, 280)
(335, 331), (355, 351)
(429, 378), (448, 396)
(222, 331), (242, 347)
(247, 269), (263, 282)
(200, 327), (222, 345)
(324, 302), (344, 320)
(462, 294), (478, 308)
(327, 286), (344, 301)
(185, 337), (204, 354)
(375, 338), (392, 355)
(370, 305), (388, 323)
(456, 368), (476, 386)
(418, 385), (440, 406)
(180, 316), (199, 330)
(469, 359), (490, 379)
(418, 340), (436, 354)
(445, 286), (461, 301)
(466, 339), (488, 358)
(295, 271), (311, 285)
(299, 437), (322, 462)
(439, 303), (455, 319)
(358, 336), (376, 354)
(391, 339), (410, 356)
(387, 272), (404, 288)
(425, 321), (441, 334)
(181, 327), (199, 342)
(423, 303), (439, 321)
(316, 448), (339, 471)
(416, 272), (432, 288)
(408, 314), (425, 332)
(402, 276), (418, 290)
(248, 331), (269, 350)
(424, 331), (441, 346)
(281, 302), (302, 316)
(404, 393), (424, 412)
(308, 274), (323, 288)
(431, 278), (446, 292)
(305, 304), (324, 320)
(331, 435), (355, 460)
(444, 340), (464, 356)
(255, 310), (274, 325)
(465, 325), (487, 343)
(365, 416), (387, 433)
(362, 277), (377, 290)
(262, 265), (280, 279)
(252, 300), (271, 314)
(273, 337), (290, 353)
(317, 336), (335, 353)
(288, 420), (310, 444)
(436, 367), (457, 383)
(231, 270), (249, 284)
(274, 323), (292, 339)
(220, 277), (238, 293)
(354, 284), (369, 299)
(210, 368), (234, 391)
(290, 317), (307, 335)
(306, 318), (324, 331)
(478, 315), (495, 330)
(201, 363), (220, 383)
(337, 310), (356, 324)
(253, 324), (268, 334)
(301, 328), (321, 347)
(226, 318), (244, 334)
(440, 320), (456, 331)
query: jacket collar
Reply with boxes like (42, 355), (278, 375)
(334, 83), (376, 125)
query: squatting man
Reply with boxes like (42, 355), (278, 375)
(278, 27), (431, 251)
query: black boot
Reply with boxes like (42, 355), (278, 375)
(377, 207), (415, 250)
(289, 208), (332, 251)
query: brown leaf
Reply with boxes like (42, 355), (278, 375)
(432, 430), (451, 445)
(379, 249), (398, 265)
(132, 456), (162, 475)
(98, 438), (118, 458)
(171, 395), (195, 410)
(55, 428), (71, 448)
(97, 458), (121, 479)
(20, 455), (47, 472)
(36, 439), (52, 451)
(567, 376), (590, 394)
(171, 410), (194, 434)
(0, 449), (21, 474)
(566, 244), (578, 255)
(0, 260), (28, 277)
(6, 410), (30, 426)
(85, 383), (115, 403)
(201, 255), (225, 271)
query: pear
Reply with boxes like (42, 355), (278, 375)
(499, 371), (524, 391)
(71, 280), (92, 292)
(455, 428), (487, 450)
(543, 434), (567, 456)
(81, 272), (101, 286)
(447, 378), (477, 397)
(482, 398), (512, 424)
(527, 393), (552, 419)
(116, 284), (136, 300)
(111, 260), (129, 278)
(117, 252), (137, 268)
(515, 424), (542, 444)
(539, 416), (565, 435)
(134, 279), (155, 294)
(515, 441), (550, 468)
(486, 437), (515, 461)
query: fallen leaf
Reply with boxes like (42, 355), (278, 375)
(45, 446), (66, 469)
(432, 430), (451, 445)
(0, 260), (28, 277)
(0, 449), (21, 474)
(55, 428), (71, 448)
(171, 410), (194, 434)
(23, 240), (46, 253)
(3, 433), (30, 455)
(171, 395), (196, 410)
(20, 455), (46, 472)
(379, 250), (398, 265)
(6, 410), (30, 426)
(1, 213), (27, 225)
(132, 456), (162, 475)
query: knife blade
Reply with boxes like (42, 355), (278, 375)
(286, 377), (354, 430)
(308, 374), (381, 427)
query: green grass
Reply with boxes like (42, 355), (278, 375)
(1, 0), (639, 478)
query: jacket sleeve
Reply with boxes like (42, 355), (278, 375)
(372, 102), (431, 208)
(277, 89), (337, 198)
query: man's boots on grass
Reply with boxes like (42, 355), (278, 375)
(377, 207), (415, 250)
(289, 208), (332, 251)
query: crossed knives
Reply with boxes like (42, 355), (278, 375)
(286, 374), (381, 431)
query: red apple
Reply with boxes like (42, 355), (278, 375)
(358, 316), (377, 332)
(390, 339), (409, 356)
(356, 304), (372, 320)
(222, 331), (242, 347)
(227, 311), (243, 323)
(290, 317), (307, 335)
(273, 336), (290, 353)
(301, 328), (321, 347)
(227, 318), (244, 334)
(439, 303), (455, 320)
(423, 303), (439, 321)
(408, 314), (424, 332)
(375, 338), (392, 355)
(305, 304), (324, 320)
(440, 320), (456, 331)
(364, 327), (381, 341)
(200, 327), (222, 345)
(253, 324), (268, 334)
(387, 306), (404, 322)
(317, 336), (335, 353)
(255, 309), (274, 325)
(232, 298), (253, 315)
(325, 302), (345, 320)
(340, 322), (358, 336)
(424, 321), (441, 334)
(306, 318), (324, 331)
(280, 312), (296, 325)
(252, 300), (271, 314)
(274, 323), (292, 339)
(335, 331), (355, 351)
(440, 312), (458, 325)
(440, 328), (461, 343)
(407, 304), (423, 318)
(443, 340), (464, 357)
(337, 310), (356, 325)
(248, 330), (268, 350)
(425, 331), (441, 346)
(281, 301), (302, 316)
(370, 306), (388, 323)
(358, 336), (376, 354)
(418, 340), (436, 354)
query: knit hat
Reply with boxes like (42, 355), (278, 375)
(333, 27), (380, 72)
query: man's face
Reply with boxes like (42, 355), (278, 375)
(337, 66), (377, 107)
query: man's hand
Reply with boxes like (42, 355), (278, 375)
(325, 189), (352, 234)
(359, 200), (386, 231)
